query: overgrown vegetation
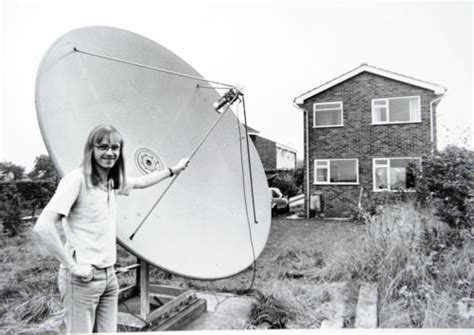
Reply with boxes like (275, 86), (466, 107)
(0, 232), (63, 333)
(353, 145), (473, 229)
(353, 190), (411, 225)
(350, 204), (471, 327)
(416, 146), (474, 229)
(247, 290), (296, 328)
(348, 145), (473, 327)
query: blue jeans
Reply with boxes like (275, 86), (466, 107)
(58, 266), (118, 333)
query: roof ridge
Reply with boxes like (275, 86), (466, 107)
(365, 63), (445, 89)
(294, 63), (446, 104)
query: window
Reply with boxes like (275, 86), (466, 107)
(372, 96), (421, 124)
(373, 157), (420, 191)
(313, 102), (343, 127)
(314, 159), (358, 184)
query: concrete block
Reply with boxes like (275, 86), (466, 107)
(355, 282), (378, 328)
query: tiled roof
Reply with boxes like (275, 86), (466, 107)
(294, 63), (447, 105)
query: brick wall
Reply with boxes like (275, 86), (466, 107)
(301, 72), (441, 217)
(250, 135), (276, 171)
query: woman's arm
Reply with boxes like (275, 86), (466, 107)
(133, 158), (190, 189)
(33, 211), (92, 278)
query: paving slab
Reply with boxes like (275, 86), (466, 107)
(355, 282), (378, 328)
(182, 291), (256, 330)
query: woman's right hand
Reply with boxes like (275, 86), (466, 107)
(70, 263), (93, 281)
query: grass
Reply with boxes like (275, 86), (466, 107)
(0, 217), (361, 332)
(184, 218), (362, 328)
(0, 231), (64, 333)
(0, 204), (470, 331)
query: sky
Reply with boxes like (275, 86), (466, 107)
(1, 0), (472, 171)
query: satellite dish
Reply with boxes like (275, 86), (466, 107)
(35, 26), (271, 279)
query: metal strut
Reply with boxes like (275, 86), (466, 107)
(241, 96), (258, 224)
(72, 47), (235, 88)
(129, 88), (243, 240)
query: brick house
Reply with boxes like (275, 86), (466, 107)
(246, 126), (297, 173)
(294, 64), (446, 217)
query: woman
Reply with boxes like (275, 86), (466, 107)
(33, 124), (189, 333)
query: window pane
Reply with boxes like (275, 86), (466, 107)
(316, 110), (341, 126)
(375, 167), (388, 189)
(389, 98), (410, 122)
(375, 159), (388, 165)
(316, 168), (328, 182)
(389, 97), (419, 122)
(330, 160), (357, 183)
(391, 158), (412, 168)
(315, 103), (341, 110)
(374, 106), (387, 122)
(390, 167), (407, 190)
(374, 100), (387, 106)
(390, 158), (418, 190)
(316, 161), (328, 166)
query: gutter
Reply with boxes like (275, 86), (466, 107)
(429, 92), (446, 156)
(293, 100), (311, 218)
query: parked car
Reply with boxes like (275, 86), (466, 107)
(269, 187), (289, 216)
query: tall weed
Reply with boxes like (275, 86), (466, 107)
(353, 203), (471, 327)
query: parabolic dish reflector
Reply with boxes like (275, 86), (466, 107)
(35, 26), (271, 279)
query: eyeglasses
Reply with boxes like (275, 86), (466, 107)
(95, 144), (121, 152)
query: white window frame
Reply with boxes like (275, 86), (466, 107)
(371, 96), (421, 125)
(314, 159), (359, 185)
(313, 101), (344, 128)
(372, 157), (422, 192)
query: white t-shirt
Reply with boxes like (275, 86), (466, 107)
(44, 168), (135, 268)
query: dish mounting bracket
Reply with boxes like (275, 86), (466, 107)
(116, 259), (207, 331)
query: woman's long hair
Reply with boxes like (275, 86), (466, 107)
(81, 125), (125, 190)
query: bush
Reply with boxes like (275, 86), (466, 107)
(270, 173), (299, 198)
(415, 146), (474, 229)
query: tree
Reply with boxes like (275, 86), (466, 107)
(0, 161), (25, 180)
(28, 154), (59, 181)
(0, 182), (21, 236)
(16, 180), (55, 219)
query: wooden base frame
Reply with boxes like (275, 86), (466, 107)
(117, 260), (206, 331)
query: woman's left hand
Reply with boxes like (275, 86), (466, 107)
(171, 158), (190, 175)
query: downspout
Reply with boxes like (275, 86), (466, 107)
(429, 92), (446, 156)
(293, 100), (311, 218)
